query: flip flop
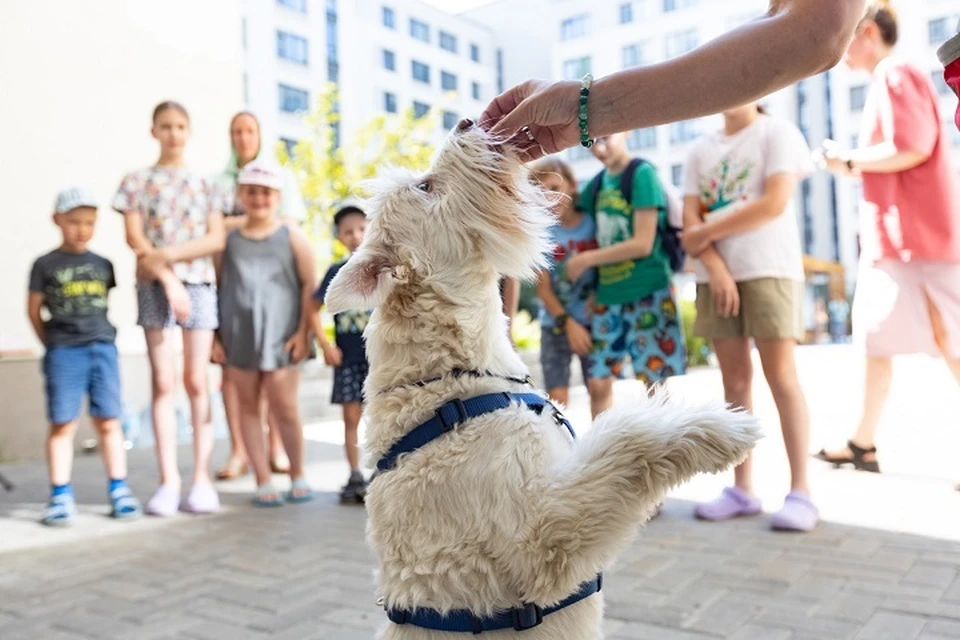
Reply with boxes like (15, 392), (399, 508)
(286, 478), (315, 504)
(253, 483), (285, 508)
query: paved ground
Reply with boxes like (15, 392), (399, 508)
(1, 345), (959, 639)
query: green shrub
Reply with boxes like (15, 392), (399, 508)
(680, 297), (711, 368)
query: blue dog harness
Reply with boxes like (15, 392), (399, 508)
(375, 389), (602, 633)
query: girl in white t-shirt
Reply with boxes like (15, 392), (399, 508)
(681, 103), (818, 532)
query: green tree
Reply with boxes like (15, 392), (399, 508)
(276, 83), (441, 261)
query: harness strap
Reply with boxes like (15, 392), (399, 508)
(376, 392), (574, 473)
(385, 575), (602, 633)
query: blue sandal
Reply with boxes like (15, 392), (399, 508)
(42, 494), (77, 527)
(109, 485), (143, 520)
(286, 478), (315, 504)
(253, 483), (285, 508)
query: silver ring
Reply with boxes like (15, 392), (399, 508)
(521, 125), (535, 142)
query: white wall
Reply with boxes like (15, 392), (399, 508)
(0, 0), (244, 356)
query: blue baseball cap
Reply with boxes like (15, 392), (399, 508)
(54, 186), (98, 214)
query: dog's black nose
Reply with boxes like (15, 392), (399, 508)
(456, 118), (475, 132)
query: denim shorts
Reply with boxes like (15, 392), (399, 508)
(540, 329), (594, 390)
(137, 282), (218, 331)
(42, 341), (121, 424)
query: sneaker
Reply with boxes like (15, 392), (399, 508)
(339, 470), (368, 504)
(185, 483), (220, 514)
(695, 486), (762, 521)
(42, 493), (77, 527)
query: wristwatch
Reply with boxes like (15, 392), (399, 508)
(846, 158), (856, 172)
(552, 313), (569, 335)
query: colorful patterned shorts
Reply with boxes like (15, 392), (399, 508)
(590, 285), (687, 386)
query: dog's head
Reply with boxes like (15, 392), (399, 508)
(324, 120), (555, 314)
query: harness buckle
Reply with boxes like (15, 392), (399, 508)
(436, 398), (468, 432)
(511, 603), (543, 631)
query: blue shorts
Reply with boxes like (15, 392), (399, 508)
(590, 285), (687, 385)
(540, 328), (594, 390)
(42, 342), (121, 425)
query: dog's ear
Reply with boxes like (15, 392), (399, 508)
(324, 249), (390, 313)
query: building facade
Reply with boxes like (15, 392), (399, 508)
(242, 0), (499, 152)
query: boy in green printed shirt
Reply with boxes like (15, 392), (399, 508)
(566, 132), (687, 416)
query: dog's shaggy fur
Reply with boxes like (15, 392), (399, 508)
(324, 122), (762, 639)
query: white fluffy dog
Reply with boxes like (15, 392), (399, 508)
(324, 120), (761, 639)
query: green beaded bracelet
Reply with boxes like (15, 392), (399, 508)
(579, 73), (594, 148)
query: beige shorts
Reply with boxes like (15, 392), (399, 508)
(695, 277), (804, 342)
(852, 259), (960, 358)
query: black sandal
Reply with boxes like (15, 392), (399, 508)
(814, 440), (880, 473)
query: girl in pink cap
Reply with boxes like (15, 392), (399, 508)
(213, 161), (316, 506)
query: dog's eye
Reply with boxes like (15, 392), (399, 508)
(416, 180), (433, 193)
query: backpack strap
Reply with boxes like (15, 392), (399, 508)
(586, 170), (604, 216)
(619, 157), (645, 208)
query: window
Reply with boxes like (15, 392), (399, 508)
(413, 101), (430, 118)
(849, 85), (867, 111)
(671, 164), (684, 187)
(663, 0), (696, 11)
(382, 6), (396, 28)
(470, 43), (480, 62)
(929, 17), (952, 46)
(619, 2), (633, 23)
(931, 70), (952, 96)
(384, 92), (397, 113)
(443, 111), (459, 130)
(622, 42), (650, 68)
(665, 28), (698, 58)
(560, 15), (589, 41)
(496, 48), (503, 92)
(277, 31), (308, 65)
(281, 138), (299, 156)
(669, 120), (699, 144)
(410, 18), (430, 42)
(441, 71), (458, 92)
(241, 17), (248, 50)
(472, 81), (481, 101)
(562, 57), (591, 81)
(277, 0), (307, 13)
(278, 84), (309, 113)
(412, 60), (430, 83)
(627, 127), (657, 151)
(383, 49), (396, 71)
(440, 31), (458, 53)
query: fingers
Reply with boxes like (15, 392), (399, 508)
(480, 80), (539, 132)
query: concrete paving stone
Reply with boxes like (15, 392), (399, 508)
(943, 578), (960, 603)
(727, 623), (794, 640)
(925, 620), (960, 637)
(610, 621), (720, 640)
(178, 619), (270, 640)
(844, 579), (946, 603)
(316, 606), (388, 631)
(815, 593), (888, 623)
(853, 611), (927, 640)
(902, 564), (959, 589)
(683, 593), (762, 636)
(881, 597), (960, 621)
(751, 608), (862, 638)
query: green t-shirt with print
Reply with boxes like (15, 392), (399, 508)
(578, 162), (671, 305)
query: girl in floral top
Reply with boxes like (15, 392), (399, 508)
(113, 101), (226, 516)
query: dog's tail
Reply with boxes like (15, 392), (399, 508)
(517, 390), (762, 604)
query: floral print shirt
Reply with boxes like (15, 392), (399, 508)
(112, 166), (221, 284)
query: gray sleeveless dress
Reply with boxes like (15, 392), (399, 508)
(219, 226), (301, 371)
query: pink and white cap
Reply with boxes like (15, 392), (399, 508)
(238, 161), (284, 191)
